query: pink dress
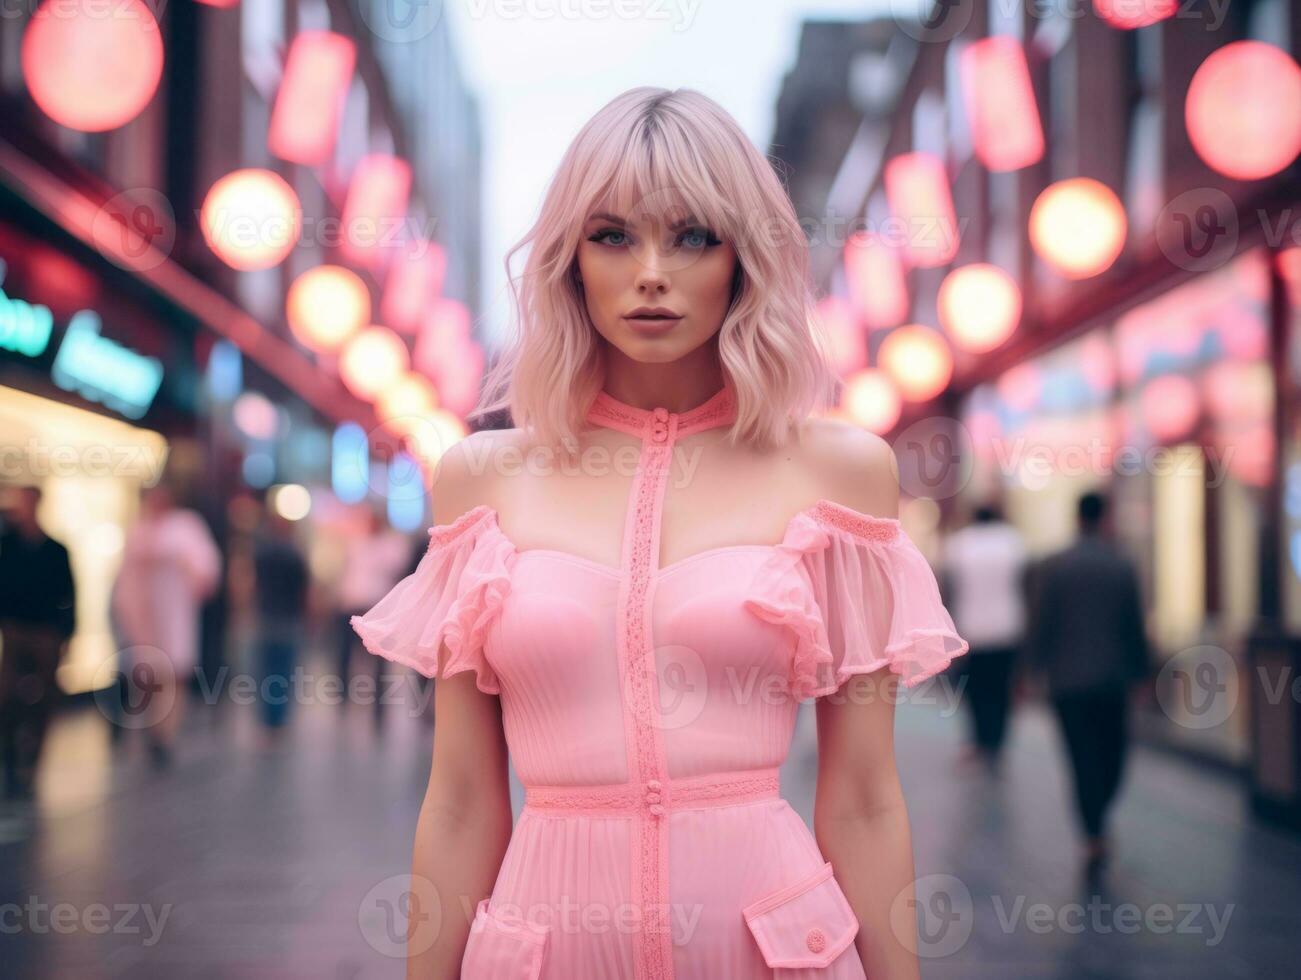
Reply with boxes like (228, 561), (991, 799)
(352, 384), (969, 979)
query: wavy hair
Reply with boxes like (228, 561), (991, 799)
(472, 86), (838, 452)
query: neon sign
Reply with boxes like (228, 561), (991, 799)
(51, 310), (163, 419)
(0, 261), (54, 358)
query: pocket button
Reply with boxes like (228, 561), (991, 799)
(805, 927), (827, 953)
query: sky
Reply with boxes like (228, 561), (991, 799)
(443, 0), (907, 345)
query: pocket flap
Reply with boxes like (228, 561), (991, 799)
(742, 862), (859, 969)
(461, 897), (549, 978)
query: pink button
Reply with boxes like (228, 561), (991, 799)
(646, 791), (661, 804)
(648, 803), (665, 816)
(646, 779), (662, 790)
(652, 406), (669, 421)
(805, 928), (826, 953)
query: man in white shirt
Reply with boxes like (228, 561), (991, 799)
(942, 504), (1028, 772)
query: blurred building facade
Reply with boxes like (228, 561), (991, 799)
(0, 1), (482, 696)
(774, 0), (1301, 827)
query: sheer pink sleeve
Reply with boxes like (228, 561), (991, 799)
(744, 500), (969, 699)
(350, 505), (512, 695)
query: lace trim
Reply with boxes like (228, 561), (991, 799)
(523, 770), (780, 813)
(585, 383), (737, 438)
(807, 498), (900, 541)
(426, 503), (496, 548)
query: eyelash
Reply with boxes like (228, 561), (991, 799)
(588, 227), (722, 249)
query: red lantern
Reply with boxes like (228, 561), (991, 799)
(1186, 41), (1301, 181)
(884, 153), (959, 268)
(414, 298), (472, 378)
(843, 231), (908, 329)
(937, 264), (1021, 352)
(382, 240), (448, 335)
(341, 155), (413, 269)
(960, 37), (1045, 173)
(843, 369), (902, 434)
(339, 326), (410, 401)
(1141, 374), (1199, 442)
(201, 169), (302, 271)
(1030, 178), (1127, 279)
(1093, 0), (1176, 29)
(21, 0), (164, 132)
(268, 32), (356, 166)
(811, 296), (866, 375)
(286, 266), (371, 352)
(877, 325), (954, 402)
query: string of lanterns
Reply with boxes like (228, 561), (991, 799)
(833, 11), (1301, 433)
(19, 2), (478, 468)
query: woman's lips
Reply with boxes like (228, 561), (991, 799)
(623, 314), (682, 335)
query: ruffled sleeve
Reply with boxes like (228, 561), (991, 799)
(350, 504), (512, 695)
(743, 499), (969, 699)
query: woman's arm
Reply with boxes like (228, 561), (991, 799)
(814, 672), (920, 980)
(405, 660), (513, 979)
(805, 421), (920, 977)
(403, 432), (514, 978)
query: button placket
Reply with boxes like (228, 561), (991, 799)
(645, 778), (665, 817)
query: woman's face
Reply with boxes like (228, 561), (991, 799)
(576, 204), (738, 364)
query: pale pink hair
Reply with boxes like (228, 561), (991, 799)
(472, 86), (839, 451)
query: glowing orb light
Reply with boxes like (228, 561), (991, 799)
(286, 266), (370, 353)
(937, 264), (1021, 352)
(201, 169), (301, 271)
(1185, 41), (1301, 181)
(339, 326), (410, 401)
(843, 368), (903, 434)
(1030, 178), (1127, 279)
(21, 0), (164, 132)
(877, 325), (954, 402)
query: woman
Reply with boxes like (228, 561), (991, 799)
(352, 87), (969, 980)
(111, 480), (222, 767)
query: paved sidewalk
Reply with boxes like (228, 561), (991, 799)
(1, 664), (1297, 978)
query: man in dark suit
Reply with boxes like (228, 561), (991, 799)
(0, 485), (76, 801)
(1026, 490), (1152, 878)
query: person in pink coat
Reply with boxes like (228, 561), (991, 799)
(352, 87), (969, 980)
(111, 481), (222, 767)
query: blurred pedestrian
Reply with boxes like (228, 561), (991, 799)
(942, 503), (1028, 773)
(111, 481), (221, 769)
(251, 505), (309, 744)
(0, 485), (75, 801)
(1027, 490), (1153, 879)
(332, 507), (411, 723)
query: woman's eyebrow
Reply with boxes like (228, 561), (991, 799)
(587, 212), (627, 225)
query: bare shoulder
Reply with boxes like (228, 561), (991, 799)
(794, 416), (900, 520)
(426, 427), (520, 527)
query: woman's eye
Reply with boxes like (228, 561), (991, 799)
(678, 228), (720, 249)
(592, 229), (629, 246)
